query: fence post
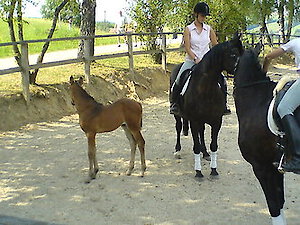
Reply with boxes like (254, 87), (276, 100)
(20, 42), (30, 102)
(83, 38), (91, 83)
(161, 34), (167, 73)
(127, 33), (134, 74)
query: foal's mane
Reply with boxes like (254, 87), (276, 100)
(74, 82), (103, 106)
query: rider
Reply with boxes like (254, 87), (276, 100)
(170, 2), (231, 116)
(263, 38), (300, 173)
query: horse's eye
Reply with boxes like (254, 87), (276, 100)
(230, 54), (236, 58)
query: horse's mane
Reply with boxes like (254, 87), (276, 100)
(239, 48), (269, 82)
(75, 82), (103, 106)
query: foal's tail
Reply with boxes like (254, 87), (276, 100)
(139, 102), (143, 128)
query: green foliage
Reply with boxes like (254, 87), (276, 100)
(206, 0), (250, 41)
(0, 18), (120, 58)
(96, 21), (114, 32)
(41, 0), (81, 27)
(129, 0), (171, 63)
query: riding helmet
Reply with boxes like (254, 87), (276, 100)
(194, 2), (210, 16)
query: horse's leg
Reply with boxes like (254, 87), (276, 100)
(174, 115), (182, 159)
(198, 123), (210, 161)
(252, 164), (285, 225)
(131, 130), (146, 177)
(209, 119), (222, 176)
(86, 132), (98, 183)
(122, 125), (137, 176)
(182, 118), (189, 136)
(190, 121), (203, 178)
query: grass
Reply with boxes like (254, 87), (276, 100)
(0, 52), (184, 97)
(0, 18), (120, 58)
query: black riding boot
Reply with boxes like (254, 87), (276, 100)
(170, 83), (182, 116)
(281, 114), (300, 172)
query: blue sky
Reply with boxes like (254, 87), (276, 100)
(23, 0), (129, 23)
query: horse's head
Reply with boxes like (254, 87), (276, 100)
(222, 33), (244, 75)
(70, 76), (84, 105)
(234, 42), (268, 87)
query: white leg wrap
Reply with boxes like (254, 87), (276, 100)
(194, 153), (201, 171)
(280, 209), (287, 225)
(210, 151), (217, 169)
(271, 214), (285, 225)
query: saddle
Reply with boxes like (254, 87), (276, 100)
(272, 80), (296, 132)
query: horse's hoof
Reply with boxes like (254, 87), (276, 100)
(182, 130), (188, 136)
(174, 151), (181, 159)
(203, 155), (211, 161)
(126, 170), (132, 176)
(195, 170), (204, 178)
(84, 177), (92, 184)
(210, 168), (219, 176)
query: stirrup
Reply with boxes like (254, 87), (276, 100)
(277, 154), (286, 174)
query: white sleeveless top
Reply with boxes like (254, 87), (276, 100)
(185, 22), (211, 62)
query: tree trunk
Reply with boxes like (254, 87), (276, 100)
(7, 0), (21, 66)
(286, 0), (295, 41)
(78, 0), (96, 58)
(277, 0), (286, 42)
(30, 0), (69, 84)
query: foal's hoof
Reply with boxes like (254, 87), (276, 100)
(84, 177), (92, 184)
(195, 170), (204, 178)
(174, 151), (181, 159)
(210, 168), (219, 176)
(126, 169), (133, 176)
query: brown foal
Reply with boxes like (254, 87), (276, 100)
(70, 76), (146, 183)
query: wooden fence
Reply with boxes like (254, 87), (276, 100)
(0, 32), (183, 102)
(1, 31), (299, 102)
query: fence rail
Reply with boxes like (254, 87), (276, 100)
(1, 31), (300, 102)
(0, 32), (183, 102)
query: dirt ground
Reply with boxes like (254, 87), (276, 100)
(0, 65), (300, 225)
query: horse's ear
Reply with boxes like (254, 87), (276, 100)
(254, 42), (262, 56)
(78, 77), (84, 86)
(232, 32), (241, 41)
(70, 76), (74, 84)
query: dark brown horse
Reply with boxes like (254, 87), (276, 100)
(173, 34), (244, 178)
(233, 43), (300, 224)
(70, 76), (146, 183)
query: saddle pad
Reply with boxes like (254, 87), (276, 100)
(180, 75), (191, 96)
(267, 97), (285, 137)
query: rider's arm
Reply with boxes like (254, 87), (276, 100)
(263, 48), (285, 73)
(210, 28), (218, 46)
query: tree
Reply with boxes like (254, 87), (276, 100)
(78, 0), (96, 58)
(275, 0), (300, 42)
(0, 0), (70, 84)
(129, 0), (170, 63)
(41, 0), (81, 27)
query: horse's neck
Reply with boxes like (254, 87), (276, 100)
(234, 79), (275, 116)
(73, 87), (101, 113)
